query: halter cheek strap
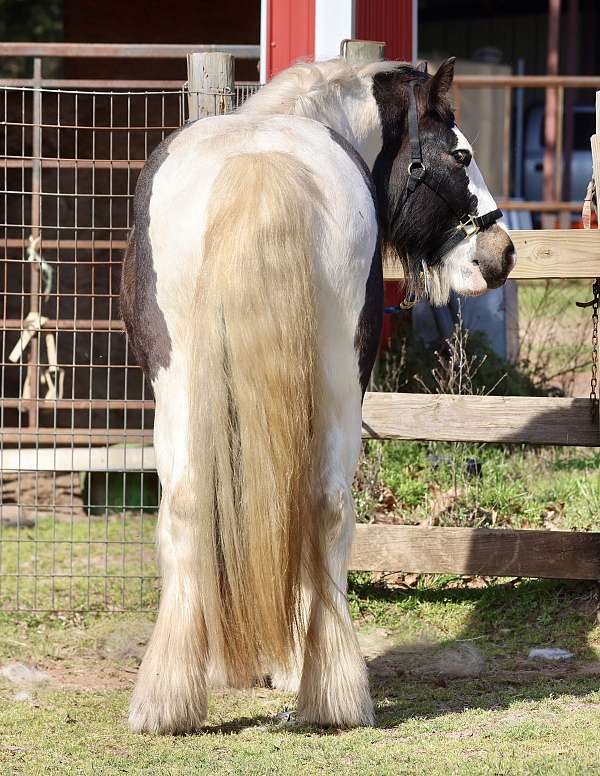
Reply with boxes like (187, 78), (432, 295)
(406, 81), (426, 195)
(404, 80), (503, 268)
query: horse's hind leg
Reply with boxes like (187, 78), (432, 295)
(269, 583), (311, 693)
(128, 369), (209, 734)
(297, 406), (374, 728)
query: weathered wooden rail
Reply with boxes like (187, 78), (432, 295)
(349, 526), (600, 579)
(383, 230), (600, 279)
(2, 395), (598, 472)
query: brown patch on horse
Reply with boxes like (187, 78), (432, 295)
(121, 132), (183, 381)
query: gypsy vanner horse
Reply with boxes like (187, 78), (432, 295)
(121, 57), (515, 734)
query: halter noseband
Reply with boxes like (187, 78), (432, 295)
(403, 80), (503, 269)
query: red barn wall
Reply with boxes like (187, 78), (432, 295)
(63, 0), (260, 80)
(267, 0), (315, 78)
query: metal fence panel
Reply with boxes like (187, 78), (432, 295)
(0, 81), (259, 612)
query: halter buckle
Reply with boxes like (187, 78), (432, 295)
(457, 214), (480, 239)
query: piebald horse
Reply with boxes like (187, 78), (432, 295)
(121, 57), (515, 734)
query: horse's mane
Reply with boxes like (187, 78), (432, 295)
(240, 58), (421, 117)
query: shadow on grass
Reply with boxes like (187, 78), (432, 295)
(202, 578), (600, 734)
(198, 715), (274, 735)
(551, 451), (600, 472)
(347, 576), (600, 728)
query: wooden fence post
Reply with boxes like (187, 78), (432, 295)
(340, 39), (385, 65)
(187, 52), (235, 120)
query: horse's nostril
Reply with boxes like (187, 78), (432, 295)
(502, 244), (516, 275)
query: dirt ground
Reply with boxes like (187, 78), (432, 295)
(5, 616), (600, 698)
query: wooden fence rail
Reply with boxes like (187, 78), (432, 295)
(6, 230), (599, 279)
(383, 229), (600, 279)
(2, 395), (598, 472)
(362, 394), (600, 447)
(349, 525), (600, 580)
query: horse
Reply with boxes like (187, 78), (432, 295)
(121, 56), (515, 735)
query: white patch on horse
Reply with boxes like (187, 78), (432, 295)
(451, 133), (510, 237)
(431, 125), (500, 303)
(240, 58), (402, 173)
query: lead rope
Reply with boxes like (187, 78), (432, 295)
(591, 280), (599, 425)
(576, 278), (600, 424)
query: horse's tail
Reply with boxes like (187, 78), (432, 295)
(188, 151), (325, 686)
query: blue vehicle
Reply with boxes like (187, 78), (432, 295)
(523, 104), (595, 203)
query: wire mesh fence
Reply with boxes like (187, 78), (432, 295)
(0, 80), (260, 612)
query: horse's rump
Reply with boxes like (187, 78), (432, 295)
(187, 151), (327, 686)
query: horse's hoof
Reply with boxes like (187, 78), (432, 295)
(128, 694), (208, 735)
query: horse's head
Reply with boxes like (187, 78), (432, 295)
(372, 58), (515, 306)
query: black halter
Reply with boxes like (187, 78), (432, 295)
(403, 80), (503, 269)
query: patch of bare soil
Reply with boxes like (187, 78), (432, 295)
(360, 630), (487, 680)
(38, 659), (136, 691)
(1, 620), (154, 693)
(95, 620), (154, 665)
(571, 368), (594, 398)
(0, 656), (133, 694)
(5, 623), (600, 698)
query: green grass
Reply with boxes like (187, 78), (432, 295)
(4, 685), (600, 775)
(354, 440), (600, 531)
(0, 514), (158, 612)
(348, 576), (600, 660)
(2, 579), (600, 774)
(518, 280), (588, 324)
(516, 280), (593, 394)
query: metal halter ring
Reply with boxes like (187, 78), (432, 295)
(407, 160), (426, 179)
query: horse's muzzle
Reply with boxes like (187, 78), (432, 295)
(476, 227), (516, 289)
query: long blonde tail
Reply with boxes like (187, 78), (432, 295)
(189, 151), (324, 686)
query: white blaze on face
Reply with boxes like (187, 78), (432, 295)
(452, 126), (498, 215)
(430, 126), (497, 304)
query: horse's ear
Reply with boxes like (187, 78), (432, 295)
(415, 60), (428, 74)
(427, 57), (456, 108)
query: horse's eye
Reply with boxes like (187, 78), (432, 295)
(452, 149), (472, 166)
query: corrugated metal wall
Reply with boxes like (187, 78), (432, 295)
(418, 4), (598, 77)
(355, 0), (414, 61)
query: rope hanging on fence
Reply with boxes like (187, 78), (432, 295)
(578, 124), (600, 425)
(8, 235), (64, 401)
